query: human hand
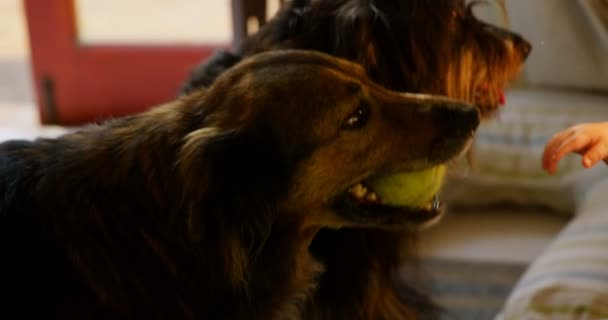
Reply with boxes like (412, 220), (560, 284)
(542, 122), (608, 174)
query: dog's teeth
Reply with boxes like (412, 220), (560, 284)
(355, 187), (367, 199)
(367, 192), (378, 202)
(350, 183), (367, 199)
(432, 197), (441, 211)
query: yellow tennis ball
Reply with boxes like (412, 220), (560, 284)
(368, 165), (447, 208)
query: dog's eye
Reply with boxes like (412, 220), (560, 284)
(342, 103), (370, 130)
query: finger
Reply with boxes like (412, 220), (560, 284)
(582, 142), (608, 168)
(554, 134), (591, 163)
(542, 146), (554, 173)
(542, 131), (573, 172)
(547, 134), (591, 173)
(542, 129), (579, 168)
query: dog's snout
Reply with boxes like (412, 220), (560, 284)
(426, 101), (480, 163)
(513, 35), (532, 60)
(483, 23), (532, 60)
(505, 31), (532, 60)
(431, 102), (480, 136)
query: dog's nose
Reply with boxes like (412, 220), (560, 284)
(427, 101), (480, 163)
(513, 34), (532, 60)
(431, 101), (480, 137)
(482, 23), (532, 60)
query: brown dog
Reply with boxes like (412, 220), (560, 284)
(0, 50), (478, 320)
(182, 1), (531, 318)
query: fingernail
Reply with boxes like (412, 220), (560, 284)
(584, 158), (591, 167)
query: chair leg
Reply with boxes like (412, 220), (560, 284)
(231, 0), (267, 44)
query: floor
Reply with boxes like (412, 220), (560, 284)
(0, 0), (566, 264)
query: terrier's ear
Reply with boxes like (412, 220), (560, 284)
(292, 0), (310, 8)
(181, 51), (242, 94)
(332, 1), (399, 81)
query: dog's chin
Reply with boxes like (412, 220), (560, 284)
(473, 82), (508, 118)
(331, 186), (445, 230)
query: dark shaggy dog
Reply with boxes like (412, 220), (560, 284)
(181, 1), (531, 319)
(0, 50), (479, 319)
(183, 0), (530, 119)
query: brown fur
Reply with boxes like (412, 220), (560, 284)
(0, 50), (478, 319)
(181, 1), (531, 319)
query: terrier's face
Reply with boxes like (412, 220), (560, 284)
(267, 0), (532, 119)
(184, 0), (531, 120)
(440, 0), (531, 118)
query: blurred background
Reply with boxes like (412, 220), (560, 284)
(0, 0), (281, 137)
(2, 1), (608, 319)
(0, 0), (37, 138)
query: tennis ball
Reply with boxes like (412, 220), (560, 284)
(367, 165), (447, 208)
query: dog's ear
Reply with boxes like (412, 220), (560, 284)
(283, 0), (312, 35)
(178, 126), (274, 207)
(180, 51), (242, 95)
(332, 1), (385, 56)
(178, 126), (235, 196)
(177, 124), (294, 286)
(330, 1), (409, 87)
(177, 126), (263, 282)
(177, 124), (291, 230)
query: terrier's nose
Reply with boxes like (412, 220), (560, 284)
(481, 23), (533, 60)
(514, 35), (532, 59)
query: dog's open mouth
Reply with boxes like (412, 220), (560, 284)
(335, 166), (447, 227)
(348, 182), (444, 220)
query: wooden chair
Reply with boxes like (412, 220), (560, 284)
(23, 0), (283, 125)
(232, 0), (285, 43)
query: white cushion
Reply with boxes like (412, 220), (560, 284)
(443, 89), (608, 214)
(497, 178), (608, 319)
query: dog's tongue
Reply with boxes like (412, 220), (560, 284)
(499, 90), (506, 106)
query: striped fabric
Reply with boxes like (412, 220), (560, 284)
(442, 89), (608, 319)
(443, 89), (608, 215)
(416, 258), (526, 320)
(498, 179), (608, 320)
